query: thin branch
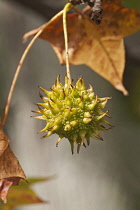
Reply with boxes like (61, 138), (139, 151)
(1, 9), (64, 126)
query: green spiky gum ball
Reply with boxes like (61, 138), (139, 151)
(33, 75), (112, 154)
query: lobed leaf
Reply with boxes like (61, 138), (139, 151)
(23, 1), (140, 95)
(0, 126), (26, 203)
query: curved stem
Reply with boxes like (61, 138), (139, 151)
(63, 3), (73, 84)
(1, 10), (64, 126)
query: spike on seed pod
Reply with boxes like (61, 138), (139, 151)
(41, 131), (53, 138)
(77, 143), (81, 154)
(31, 110), (41, 114)
(86, 136), (90, 146)
(33, 115), (47, 120)
(38, 91), (44, 99)
(89, 84), (93, 91)
(69, 140), (74, 154)
(39, 86), (52, 97)
(33, 76), (112, 154)
(56, 137), (62, 147)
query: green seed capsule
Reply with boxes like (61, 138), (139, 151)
(33, 76), (112, 153)
(84, 112), (92, 118)
(83, 118), (92, 124)
(70, 120), (78, 127)
(64, 124), (71, 131)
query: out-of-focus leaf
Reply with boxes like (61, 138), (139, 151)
(123, 0), (140, 10)
(26, 177), (53, 185)
(0, 177), (51, 210)
(24, 2), (140, 95)
(0, 126), (26, 203)
(123, 66), (140, 119)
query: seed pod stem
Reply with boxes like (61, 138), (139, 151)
(63, 3), (73, 84)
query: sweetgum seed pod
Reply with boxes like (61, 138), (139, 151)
(33, 76), (112, 154)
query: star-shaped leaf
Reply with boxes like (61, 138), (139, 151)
(24, 1), (140, 94)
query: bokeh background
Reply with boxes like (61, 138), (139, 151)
(0, 0), (140, 210)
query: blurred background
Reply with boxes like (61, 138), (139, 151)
(0, 0), (140, 210)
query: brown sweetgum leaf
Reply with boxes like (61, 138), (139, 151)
(0, 125), (26, 203)
(0, 177), (51, 210)
(24, 2), (140, 95)
(0, 127), (9, 157)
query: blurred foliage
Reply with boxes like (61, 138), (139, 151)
(123, 65), (140, 120)
(123, 0), (140, 10)
(0, 177), (53, 210)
